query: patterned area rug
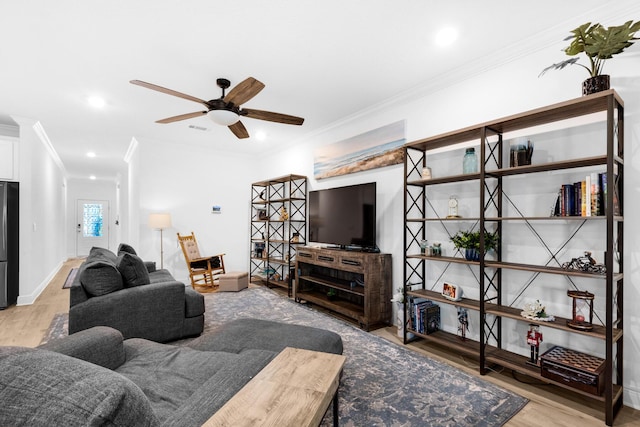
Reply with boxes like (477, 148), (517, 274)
(42, 287), (527, 426)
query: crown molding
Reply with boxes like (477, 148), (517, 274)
(0, 124), (19, 138)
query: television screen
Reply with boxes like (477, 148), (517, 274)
(308, 182), (376, 250)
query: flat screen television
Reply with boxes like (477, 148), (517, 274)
(308, 182), (377, 251)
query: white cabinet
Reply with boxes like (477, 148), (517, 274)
(0, 137), (18, 181)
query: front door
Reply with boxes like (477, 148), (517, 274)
(76, 199), (109, 256)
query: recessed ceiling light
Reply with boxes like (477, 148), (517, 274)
(86, 151), (96, 158)
(89, 175), (97, 180)
(87, 96), (105, 108)
(435, 27), (458, 47)
(255, 131), (266, 141)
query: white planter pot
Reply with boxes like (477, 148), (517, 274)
(396, 302), (414, 340)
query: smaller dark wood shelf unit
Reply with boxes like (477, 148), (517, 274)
(295, 246), (391, 331)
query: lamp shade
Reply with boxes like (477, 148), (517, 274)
(149, 213), (172, 229)
(207, 109), (239, 126)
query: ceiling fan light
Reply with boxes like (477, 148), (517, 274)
(207, 109), (239, 126)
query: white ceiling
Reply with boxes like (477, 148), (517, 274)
(0, 0), (632, 180)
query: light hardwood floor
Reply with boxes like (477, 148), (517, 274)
(1, 258), (638, 426)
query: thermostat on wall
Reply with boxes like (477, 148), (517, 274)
(212, 205), (222, 214)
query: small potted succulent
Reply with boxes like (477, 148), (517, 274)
(540, 21), (640, 95)
(451, 230), (499, 261)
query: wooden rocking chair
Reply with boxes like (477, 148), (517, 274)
(177, 232), (226, 289)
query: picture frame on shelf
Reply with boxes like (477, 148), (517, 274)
(442, 282), (462, 301)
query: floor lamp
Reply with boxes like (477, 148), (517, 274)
(149, 213), (172, 269)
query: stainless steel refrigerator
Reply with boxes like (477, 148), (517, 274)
(0, 181), (19, 309)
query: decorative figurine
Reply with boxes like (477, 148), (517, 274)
(254, 242), (265, 258)
(432, 242), (442, 256)
(290, 232), (300, 243)
(280, 206), (289, 221)
(562, 251), (606, 274)
(526, 324), (543, 365)
(419, 239), (429, 255)
(457, 307), (468, 341)
(447, 195), (460, 218)
(422, 166), (432, 180)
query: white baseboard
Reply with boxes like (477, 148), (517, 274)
(624, 385), (640, 411)
(16, 261), (63, 306)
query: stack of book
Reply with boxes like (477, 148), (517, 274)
(553, 171), (619, 217)
(409, 296), (440, 335)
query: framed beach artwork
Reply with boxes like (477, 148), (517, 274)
(314, 120), (406, 179)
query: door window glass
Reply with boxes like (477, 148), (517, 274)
(83, 203), (103, 237)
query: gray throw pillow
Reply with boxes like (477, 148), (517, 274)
(80, 260), (124, 297)
(88, 246), (118, 264)
(117, 243), (137, 256)
(117, 253), (151, 287)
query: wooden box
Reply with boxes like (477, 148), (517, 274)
(540, 346), (605, 396)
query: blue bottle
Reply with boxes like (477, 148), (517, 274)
(463, 148), (478, 174)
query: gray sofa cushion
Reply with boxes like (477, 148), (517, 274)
(38, 326), (126, 370)
(149, 269), (175, 284)
(187, 318), (344, 355)
(117, 253), (151, 287)
(117, 243), (137, 255)
(80, 260), (124, 297)
(118, 338), (276, 426)
(184, 287), (205, 318)
(0, 346), (158, 427)
(89, 246), (119, 264)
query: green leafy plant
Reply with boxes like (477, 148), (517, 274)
(451, 230), (498, 251)
(540, 21), (640, 78)
(327, 288), (337, 299)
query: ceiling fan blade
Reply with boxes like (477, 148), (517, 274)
(130, 80), (208, 106)
(229, 121), (250, 139)
(242, 108), (304, 125)
(156, 111), (207, 124)
(223, 77), (265, 106)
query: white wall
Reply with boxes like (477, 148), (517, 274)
(65, 178), (119, 257)
(10, 118), (67, 305)
(127, 137), (253, 283)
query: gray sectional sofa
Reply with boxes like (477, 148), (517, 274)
(69, 245), (205, 342)
(0, 319), (343, 426)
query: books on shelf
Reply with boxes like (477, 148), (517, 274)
(408, 296), (440, 335)
(553, 171), (618, 217)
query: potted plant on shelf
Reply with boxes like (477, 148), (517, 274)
(540, 20), (640, 95)
(327, 288), (337, 301)
(451, 230), (498, 261)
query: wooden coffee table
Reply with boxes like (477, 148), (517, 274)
(202, 347), (346, 427)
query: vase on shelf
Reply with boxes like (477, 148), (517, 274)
(465, 248), (480, 261)
(582, 75), (610, 95)
(462, 148), (478, 174)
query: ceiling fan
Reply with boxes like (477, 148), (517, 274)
(130, 77), (304, 139)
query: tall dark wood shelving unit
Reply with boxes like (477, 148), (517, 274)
(250, 174), (307, 296)
(403, 90), (624, 425)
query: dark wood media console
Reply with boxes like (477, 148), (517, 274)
(294, 246), (392, 331)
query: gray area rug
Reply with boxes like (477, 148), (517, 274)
(42, 287), (527, 426)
